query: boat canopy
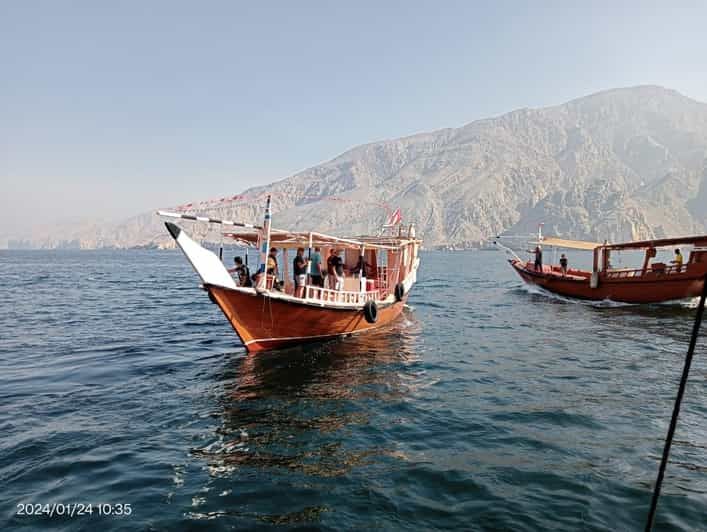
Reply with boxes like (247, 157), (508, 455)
(532, 236), (602, 250)
(532, 234), (707, 252)
(601, 235), (707, 251)
(157, 210), (416, 251)
(223, 230), (416, 251)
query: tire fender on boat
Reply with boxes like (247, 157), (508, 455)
(208, 290), (217, 304)
(363, 300), (378, 323)
(394, 283), (405, 302)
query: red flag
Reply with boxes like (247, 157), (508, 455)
(386, 208), (402, 226)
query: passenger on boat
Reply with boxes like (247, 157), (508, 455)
(267, 248), (279, 276)
(228, 257), (252, 287)
(293, 247), (308, 298)
(533, 245), (542, 271)
(672, 248), (684, 272)
(351, 255), (368, 276)
(267, 248), (283, 291)
(327, 249), (344, 291)
(559, 254), (568, 276)
(642, 247), (657, 275)
(309, 247), (324, 287)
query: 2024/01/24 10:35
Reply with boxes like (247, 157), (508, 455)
(16, 502), (132, 517)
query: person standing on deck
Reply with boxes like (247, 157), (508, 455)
(228, 256), (252, 287)
(293, 247), (308, 298)
(533, 245), (543, 271)
(672, 248), (684, 272)
(309, 247), (323, 287)
(327, 249), (344, 291)
(559, 254), (568, 276)
(333, 250), (345, 291)
(326, 249), (336, 290)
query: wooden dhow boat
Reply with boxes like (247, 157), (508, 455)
(159, 197), (421, 352)
(500, 233), (707, 304)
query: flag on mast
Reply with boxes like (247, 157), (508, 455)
(385, 208), (402, 227)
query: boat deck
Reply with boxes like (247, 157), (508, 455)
(518, 262), (589, 281)
(518, 261), (695, 281)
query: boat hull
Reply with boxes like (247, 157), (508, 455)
(510, 259), (705, 303)
(207, 285), (407, 352)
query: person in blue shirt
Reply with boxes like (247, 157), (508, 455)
(309, 247), (323, 287)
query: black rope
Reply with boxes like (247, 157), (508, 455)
(645, 275), (707, 531)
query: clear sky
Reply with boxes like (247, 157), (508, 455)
(1, 1), (706, 232)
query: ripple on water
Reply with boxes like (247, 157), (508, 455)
(1, 250), (706, 530)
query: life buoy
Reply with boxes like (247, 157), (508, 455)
(363, 300), (378, 323)
(394, 283), (405, 302)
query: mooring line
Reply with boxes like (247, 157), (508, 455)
(645, 274), (707, 531)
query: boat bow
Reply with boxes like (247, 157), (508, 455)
(165, 222), (237, 289)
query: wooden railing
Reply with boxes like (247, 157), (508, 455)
(304, 285), (379, 305)
(604, 263), (686, 279)
(376, 266), (399, 297)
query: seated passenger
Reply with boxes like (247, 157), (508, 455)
(672, 248), (684, 272)
(267, 248), (278, 276)
(267, 247), (282, 291)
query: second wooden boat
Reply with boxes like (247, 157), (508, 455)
(503, 234), (707, 304)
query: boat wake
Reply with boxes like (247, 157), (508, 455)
(514, 283), (700, 309)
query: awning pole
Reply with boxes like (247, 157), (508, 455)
(307, 232), (313, 279)
(256, 195), (272, 291)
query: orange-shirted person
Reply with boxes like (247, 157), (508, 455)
(672, 248), (684, 272)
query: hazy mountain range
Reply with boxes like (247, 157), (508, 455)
(5, 85), (707, 250)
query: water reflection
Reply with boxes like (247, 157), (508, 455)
(193, 311), (423, 480)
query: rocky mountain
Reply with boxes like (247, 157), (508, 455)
(7, 85), (707, 249)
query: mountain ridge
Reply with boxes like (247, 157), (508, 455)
(5, 85), (707, 249)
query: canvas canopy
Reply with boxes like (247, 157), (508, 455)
(223, 230), (414, 251)
(157, 209), (418, 251)
(530, 237), (602, 250)
(601, 235), (707, 251)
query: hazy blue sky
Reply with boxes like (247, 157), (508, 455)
(2, 1), (706, 232)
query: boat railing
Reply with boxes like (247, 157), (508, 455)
(304, 285), (379, 305)
(376, 266), (399, 297)
(604, 263), (687, 279)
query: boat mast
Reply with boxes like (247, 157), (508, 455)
(359, 244), (365, 292)
(256, 195), (272, 291)
(308, 232), (313, 278)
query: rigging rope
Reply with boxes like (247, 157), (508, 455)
(645, 274), (707, 531)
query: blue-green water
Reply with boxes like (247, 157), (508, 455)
(1, 250), (706, 531)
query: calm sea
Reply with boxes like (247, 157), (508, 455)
(1, 250), (706, 531)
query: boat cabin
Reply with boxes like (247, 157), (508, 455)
(501, 231), (707, 303)
(518, 235), (707, 281)
(224, 228), (421, 305)
(594, 236), (707, 280)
